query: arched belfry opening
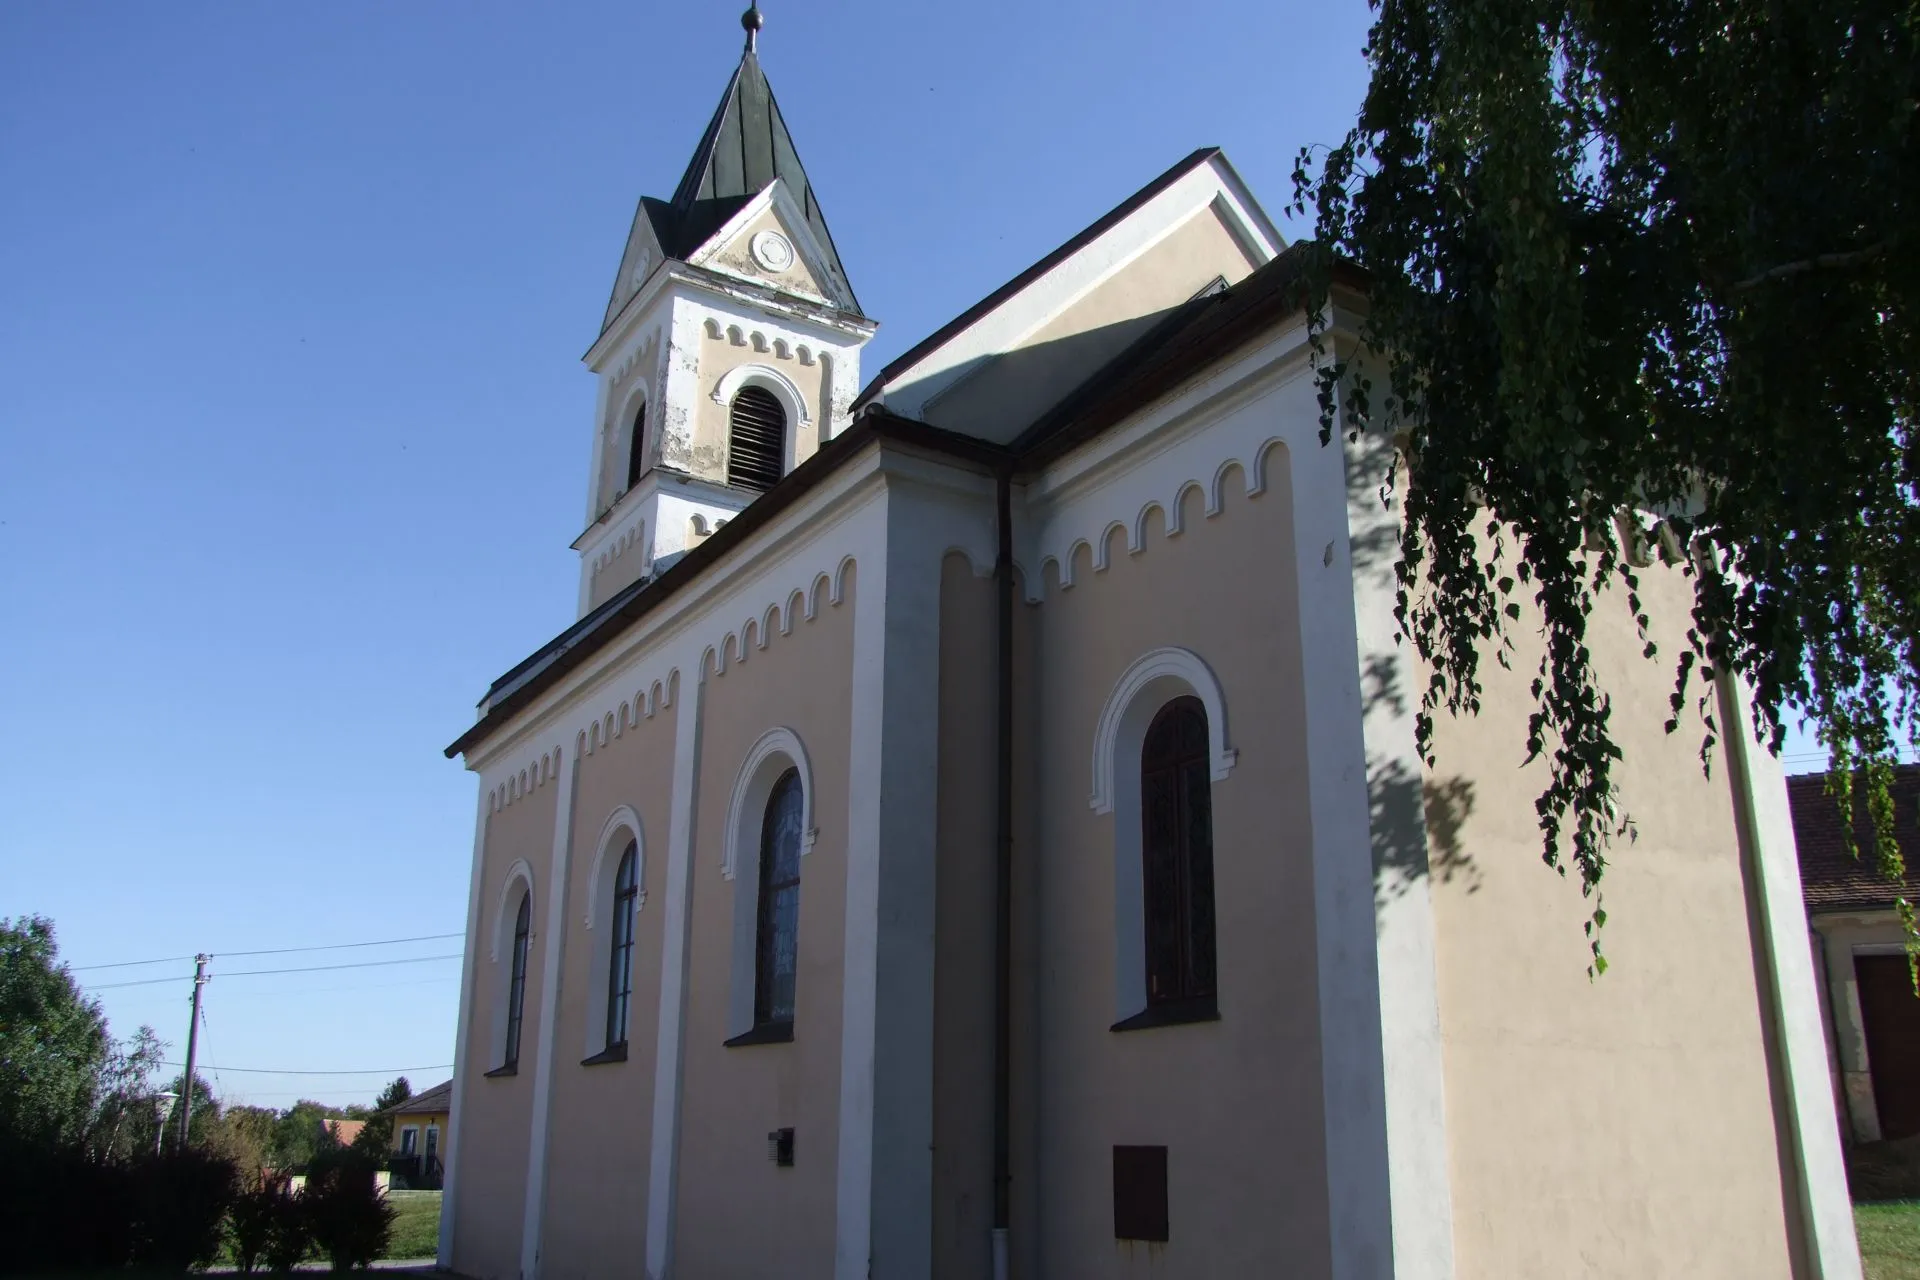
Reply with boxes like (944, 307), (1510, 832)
(727, 386), (786, 491)
(625, 399), (647, 492)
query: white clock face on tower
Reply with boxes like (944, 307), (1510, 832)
(750, 230), (794, 274)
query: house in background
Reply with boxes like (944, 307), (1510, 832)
(387, 1079), (452, 1190)
(320, 1117), (365, 1148)
(1792, 767), (1920, 1146)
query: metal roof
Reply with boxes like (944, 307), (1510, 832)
(604, 48), (860, 327)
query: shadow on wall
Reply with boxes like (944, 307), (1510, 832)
(1345, 428), (1483, 904)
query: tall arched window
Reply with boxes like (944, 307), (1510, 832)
(753, 768), (804, 1029)
(727, 386), (787, 492)
(504, 892), (533, 1069)
(624, 400), (647, 492)
(1140, 696), (1217, 1012)
(605, 841), (639, 1048)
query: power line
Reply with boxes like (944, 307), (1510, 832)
(71, 931), (464, 972)
(69, 954), (196, 973)
(220, 932), (464, 960)
(84, 952), (460, 991)
(212, 975), (461, 1001)
(87, 974), (185, 991)
(218, 954), (462, 978)
(159, 1062), (453, 1076)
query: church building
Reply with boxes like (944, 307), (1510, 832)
(439, 10), (1862, 1278)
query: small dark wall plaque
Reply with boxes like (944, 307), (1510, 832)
(1112, 1144), (1169, 1241)
(767, 1127), (795, 1167)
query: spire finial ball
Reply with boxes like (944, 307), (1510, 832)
(742, 3), (764, 44)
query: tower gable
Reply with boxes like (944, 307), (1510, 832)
(684, 180), (851, 311)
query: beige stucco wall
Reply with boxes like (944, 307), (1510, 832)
(933, 554), (998, 1278)
(670, 569), (856, 1277)
(1428, 560), (1801, 1277)
(684, 328), (830, 486)
(925, 207), (1259, 434)
(537, 703), (679, 1278)
(451, 776), (559, 1280)
(1028, 463), (1332, 1276)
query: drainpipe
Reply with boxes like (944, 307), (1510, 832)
(992, 466), (1015, 1280)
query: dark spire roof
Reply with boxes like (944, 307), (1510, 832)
(603, 31), (860, 328)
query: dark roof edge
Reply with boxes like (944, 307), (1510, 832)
(852, 147), (1223, 409)
(446, 412), (1007, 760)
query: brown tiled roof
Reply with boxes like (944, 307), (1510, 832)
(386, 1079), (452, 1116)
(1789, 766), (1920, 912)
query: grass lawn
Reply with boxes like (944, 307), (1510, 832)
(384, 1189), (443, 1261)
(1861, 1201), (1920, 1280)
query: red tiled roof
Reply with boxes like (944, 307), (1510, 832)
(1789, 766), (1920, 912)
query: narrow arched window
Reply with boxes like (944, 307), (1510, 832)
(753, 768), (804, 1028)
(605, 841), (639, 1048)
(504, 891), (533, 1069)
(727, 386), (786, 492)
(1140, 697), (1217, 1011)
(624, 400), (647, 492)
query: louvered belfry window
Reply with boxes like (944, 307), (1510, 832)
(727, 386), (787, 491)
(1140, 696), (1218, 1011)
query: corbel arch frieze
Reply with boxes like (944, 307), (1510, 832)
(1033, 433), (1293, 596)
(488, 744), (565, 813)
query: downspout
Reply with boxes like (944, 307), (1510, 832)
(992, 466), (1015, 1280)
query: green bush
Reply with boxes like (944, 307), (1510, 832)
(130, 1146), (237, 1269)
(229, 1174), (304, 1274)
(303, 1150), (394, 1272)
(262, 1189), (314, 1274)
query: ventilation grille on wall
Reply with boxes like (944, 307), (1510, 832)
(1113, 1145), (1169, 1242)
(727, 387), (787, 492)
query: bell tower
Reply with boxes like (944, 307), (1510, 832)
(572, 4), (876, 616)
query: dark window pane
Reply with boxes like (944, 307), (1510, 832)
(506, 891), (532, 1068)
(754, 769), (804, 1027)
(1139, 697), (1216, 1007)
(607, 841), (638, 1048)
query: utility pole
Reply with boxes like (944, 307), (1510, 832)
(178, 955), (209, 1148)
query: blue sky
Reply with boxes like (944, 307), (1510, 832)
(1, 1), (1823, 1111)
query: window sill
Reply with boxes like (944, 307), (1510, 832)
(1110, 1000), (1219, 1033)
(723, 1021), (794, 1048)
(580, 1043), (628, 1067)
(483, 1064), (519, 1078)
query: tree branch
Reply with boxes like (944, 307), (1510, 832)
(1734, 238), (1893, 290)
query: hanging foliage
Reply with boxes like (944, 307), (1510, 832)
(1293, 0), (1918, 969)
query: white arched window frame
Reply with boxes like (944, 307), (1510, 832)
(1090, 647), (1236, 1022)
(711, 363), (810, 478)
(580, 806), (646, 1060)
(487, 860), (535, 1073)
(722, 726), (817, 1041)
